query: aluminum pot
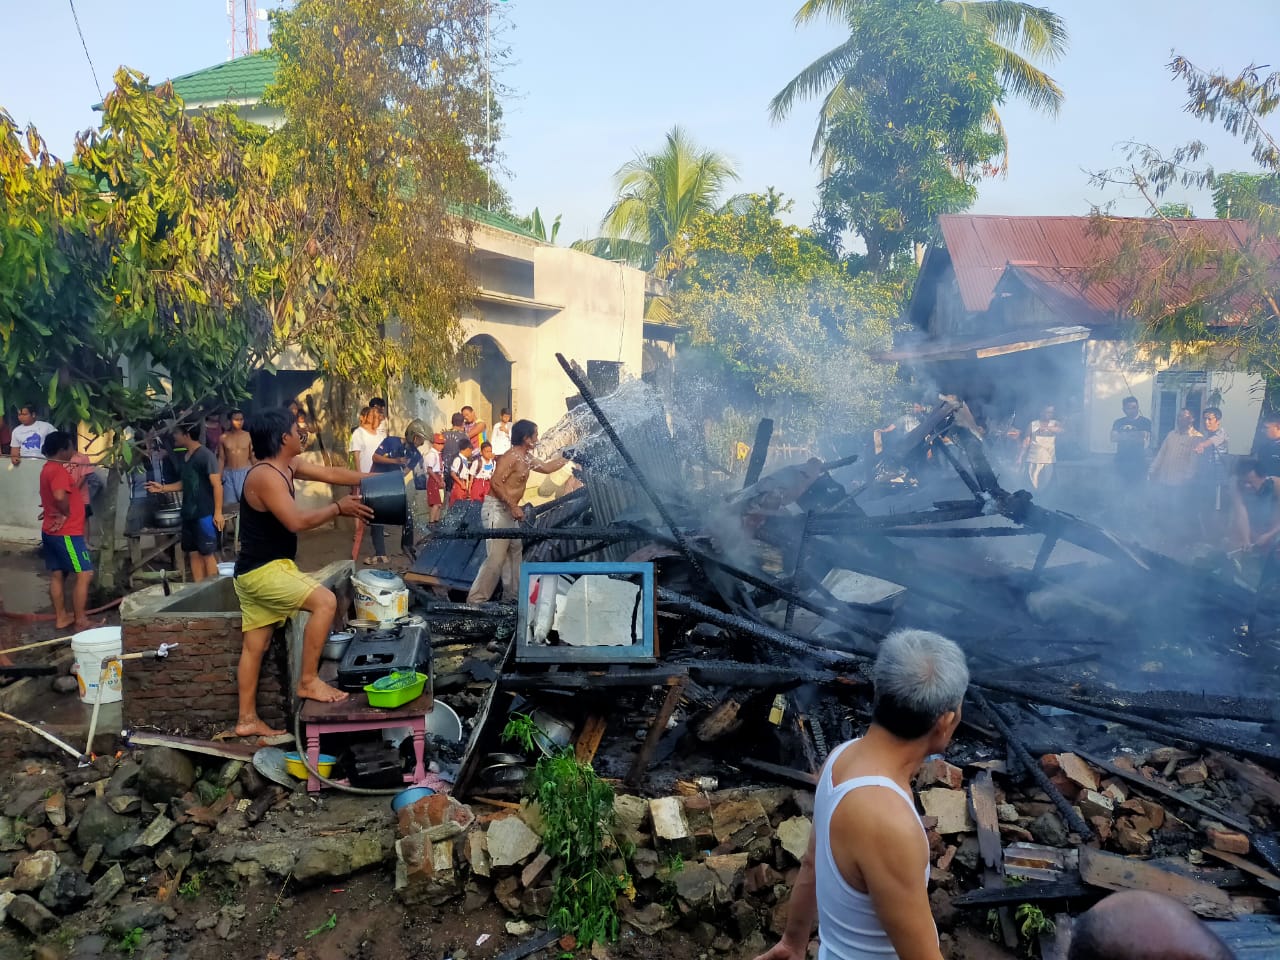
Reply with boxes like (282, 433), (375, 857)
(530, 710), (573, 756)
(481, 763), (529, 790)
(153, 508), (182, 528)
(321, 631), (354, 661)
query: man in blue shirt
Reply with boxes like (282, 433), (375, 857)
(373, 420), (428, 557)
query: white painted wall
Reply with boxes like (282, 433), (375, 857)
(1081, 340), (1263, 457)
(1211, 371), (1266, 455)
(1082, 341), (1157, 456)
(410, 225), (647, 440)
(0, 459), (123, 544)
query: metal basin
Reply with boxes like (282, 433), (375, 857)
(321, 632), (354, 661)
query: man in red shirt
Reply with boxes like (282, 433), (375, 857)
(39, 431), (94, 630)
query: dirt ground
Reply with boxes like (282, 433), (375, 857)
(0, 863), (1016, 960)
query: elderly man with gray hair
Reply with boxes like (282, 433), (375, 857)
(756, 629), (968, 960)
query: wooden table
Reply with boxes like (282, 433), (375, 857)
(125, 526), (186, 589)
(298, 675), (434, 794)
(123, 506), (241, 589)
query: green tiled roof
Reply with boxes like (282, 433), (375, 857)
(453, 203), (543, 241)
(169, 51), (278, 105)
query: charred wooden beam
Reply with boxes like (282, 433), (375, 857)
(1075, 750), (1252, 834)
(743, 419), (775, 489)
(935, 437), (983, 498)
(969, 689), (1095, 840)
(947, 424), (1007, 497)
(803, 504), (986, 534)
(875, 526), (1036, 539)
(951, 880), (1092, 907)
(645, 534), (883, 636)
(501, 660), (844, 690)
(784, 512), (816, 632)
(976, 677), (1280, 763)
(740, 757), (819, 788)
(657, 587), (867, 666)
(876, 399), (962, 471)
(627, 676), (689, 788)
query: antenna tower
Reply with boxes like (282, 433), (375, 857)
(228, 0), (260, 59)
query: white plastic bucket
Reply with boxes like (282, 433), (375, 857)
(351, 576), (408, 624)
(71, 626), (124, 705)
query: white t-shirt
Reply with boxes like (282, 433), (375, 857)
(1026, 420), (1059, 464)
(491, 422), (512, 456)
(348, 427), (381, 474)
(11, 421), (55, 459)
(451, 454), (475, 480)
(423, 448), (443, 477)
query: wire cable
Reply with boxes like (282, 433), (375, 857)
(67, 0), (104, 101)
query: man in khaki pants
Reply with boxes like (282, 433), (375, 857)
(466, 420), (569, 604)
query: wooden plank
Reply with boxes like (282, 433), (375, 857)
(1076, 750), (1252, 834)
(127, 733), (261, 762)
(970, 770), (1003, 871)
(970, 769), (1017, 948)
(1201, 847), (1280, 893)
(575, 714), (607, 764)
(740, 758), (818, 788)
(951, 879), (1091, 907)
(1005, 843), (1079, 879)
(625, 676), (687, 788)
(1078, 845), (1235, 919)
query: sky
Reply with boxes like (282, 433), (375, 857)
(1, 0), (1277, 243)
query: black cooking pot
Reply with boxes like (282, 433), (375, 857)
(360, 470), (410, 525)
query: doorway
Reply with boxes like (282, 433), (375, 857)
(458, 334), (513, 427)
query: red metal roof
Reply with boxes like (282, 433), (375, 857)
(937, 214), (1261, 317)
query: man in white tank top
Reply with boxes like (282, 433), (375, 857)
(754, 629), (968, 960)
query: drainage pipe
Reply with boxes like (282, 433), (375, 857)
(0, 710), (86, 763)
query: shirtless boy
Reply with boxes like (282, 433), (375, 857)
(218, 410), (253, 504)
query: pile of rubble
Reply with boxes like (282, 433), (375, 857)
(0, 747), (393, 955)
(393, 783), (816, 953)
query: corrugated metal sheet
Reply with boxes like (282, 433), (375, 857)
(937, 214), (1262, 317)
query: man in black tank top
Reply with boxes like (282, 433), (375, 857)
(232, 409), (373, 737)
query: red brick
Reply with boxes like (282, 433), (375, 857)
(918, 758), (964, 790)
(1206, 825), (1250, 855)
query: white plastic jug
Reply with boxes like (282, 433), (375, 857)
(71, 626), (124, 705)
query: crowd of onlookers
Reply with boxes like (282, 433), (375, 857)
(343, 396), (514, 564)
(0, 395), (527, 626)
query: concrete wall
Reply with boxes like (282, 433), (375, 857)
(403, 225), (647, 440)
(0, 459), (123, 544)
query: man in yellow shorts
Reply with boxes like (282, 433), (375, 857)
(232, 408), (373, 738)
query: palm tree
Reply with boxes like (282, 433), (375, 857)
(772, 0), (1069, 168)
(521, 207), (562, 244)
(580, 126), (740, 278)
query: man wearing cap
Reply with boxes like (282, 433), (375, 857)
(372, 421), (428, 557)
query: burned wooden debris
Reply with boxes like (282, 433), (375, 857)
(390, 370), (1280, 942)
